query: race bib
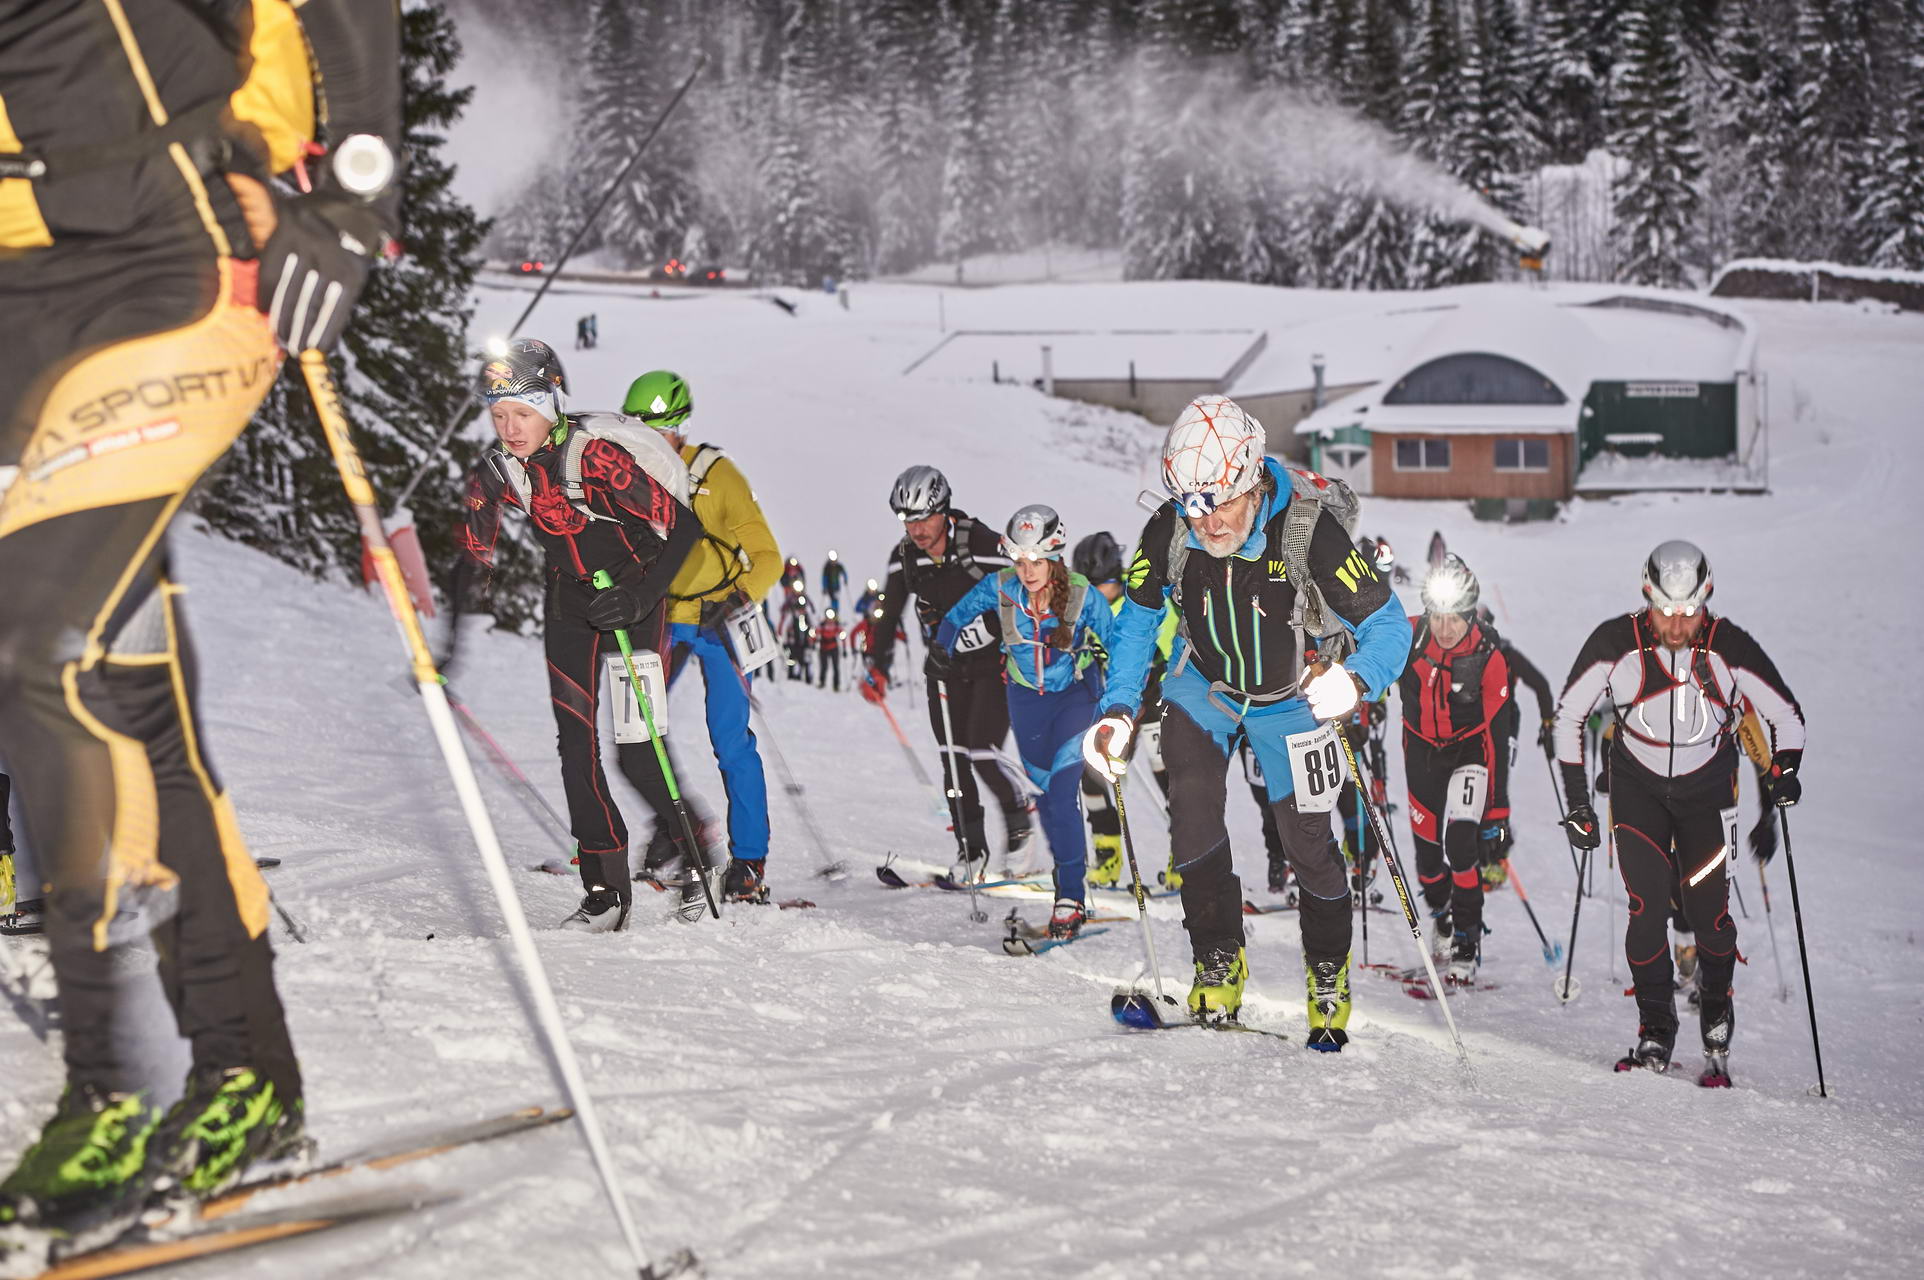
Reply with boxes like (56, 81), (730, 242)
(1140, 719), (1165, 772)
(1442, 765), (1489, 826)
(1285, 721), (1344, 814)
(606, 650), (668, 744)
(1721, 805), (1740, 865)
(723, 601), (780, 674)
(953, 615), (997, 654)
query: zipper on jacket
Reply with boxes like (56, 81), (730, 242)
(1251, 595), (1265, 686)
(1224, 559), (1244, 688)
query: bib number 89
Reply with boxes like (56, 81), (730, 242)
(1285, 721), (1344, 814)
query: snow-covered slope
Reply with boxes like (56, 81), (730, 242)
(2, 282), (1920, 1278)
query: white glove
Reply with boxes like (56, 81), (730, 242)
(1082, 713), (1136, 779)
(1303, 662), (1363, 721)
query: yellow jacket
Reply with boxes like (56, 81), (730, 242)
(669, 444), (782, 627)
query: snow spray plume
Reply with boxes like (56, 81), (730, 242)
(1154, 60), (1546, 256)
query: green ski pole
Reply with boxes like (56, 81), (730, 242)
(592, 570), (720, 921)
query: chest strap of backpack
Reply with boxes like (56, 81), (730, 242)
(667, 442), (750, 601)
(995, 573), (1090, 683)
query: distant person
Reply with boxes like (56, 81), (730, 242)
(817, 609), (846, 691)
(821, 550), (848, 612)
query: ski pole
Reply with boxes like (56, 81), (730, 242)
(873, 696), (938, 790)
(1604, 799), (1620, 985)
(1112, 772), (1173, 1016)
(1543, 745), (1581, 878)
(1776, 810), (1828, 1098)
(1499, 858), (1562, 966)
(935, 678), (987, 924)
(449, 687), (575, 846)
(1758, 859), (1790, 1003)
(742, 684), (848, 880)
(1555, 843), (1591, 1003)
(1729, 862), (1751, 920)
(1338, 725), (1470, 1067)
(388, 57), (708, 518)
(299, 353), (686, 1280)
(591, 570), (720, 922)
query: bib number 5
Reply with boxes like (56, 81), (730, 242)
(1285, 721), (1344, 814)
(1442, 765), (1490, 826)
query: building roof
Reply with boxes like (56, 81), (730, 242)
(1293, 289), (1753, 438)
(904, 330), (1265, 384)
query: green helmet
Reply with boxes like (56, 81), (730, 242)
(623, 369), (693, 429)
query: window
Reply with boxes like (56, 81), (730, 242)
(1383, 354), (1567, 406)
(1493, 438), (1551, 472)
(1393, 439), (1452, 471)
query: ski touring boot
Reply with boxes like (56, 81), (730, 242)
(678, 857), (727, 923)
(1187, 945), (1247, 1025)
(1047, 898), (1087, 941)
(1305, 954), (1353, 1051)
(1446, 932), (1480, 986)
(1698, 994), (1735, 1088)
(1615, 1023), (1678, 1074)
(636, 828), (679, 891)
(0, 898), (44, 937)
(1267, 853), (1290, 897)
(145, 1065), (306, 1205)
(1158, 854), (1184, 893)
(1676, 942), (1702, 1009)
(1428, 907), (1453, 959)
(723, 858), (770, 905)
(1478, 857), (1507, 892)
(0, 1083), (162, 1254)
(1088, 835), (1123, 890)
(562, 885), (631, 933)
(947, 830), (991, 887)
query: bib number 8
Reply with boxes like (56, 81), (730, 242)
(1285, 721), (1344, 814)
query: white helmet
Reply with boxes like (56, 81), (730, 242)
(1001, 503), (1068, 561)
(889, 465), (951, 520)
(1161, 396), (1267, 518)
(1642, 539), (1713, 615)
(1420, 554), (1480, 616)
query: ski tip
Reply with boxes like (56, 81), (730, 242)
(639, 1247), (702, 1279)
(1002, 937), (1036, 957)
(874, 865), (910, 889)
(1110, 991), (1166, 1029)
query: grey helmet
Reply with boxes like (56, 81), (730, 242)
(1642, 540), (1713, 615)
(1420, 553), (1479, 616)
(1001, 504), (1068, 561)
(889, 465), (952, 521)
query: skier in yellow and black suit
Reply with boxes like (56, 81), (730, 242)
(0, 0), (401, 1255)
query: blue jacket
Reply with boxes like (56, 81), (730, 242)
(1104, 458), (1407, 720)
(936, 568), (1115, 694)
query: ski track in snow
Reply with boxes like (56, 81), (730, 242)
(3, 286), (1922, 1277)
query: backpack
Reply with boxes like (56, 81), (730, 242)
(1166, 466), (1362, 689)
(556, 411), (691, 522)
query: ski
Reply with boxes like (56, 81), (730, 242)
(1109, 994), (1291, 1042)
(1002, 927), (1110, 956)
(1698, 1052), (1733, 1088)
(35, 1185), (459, 1280)
(1384, 966), (1498, 998)
(196, 1106), (573, 1221)
(935, 872), (1047, 893)
(1004, 910), (1129, 940)
(253, 857), (281, 870)
(1244, 897), (1396, 917)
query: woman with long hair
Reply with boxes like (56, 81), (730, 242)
(934, 505), (1114, 937)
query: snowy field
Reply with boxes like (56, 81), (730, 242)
(2, 278), (1921, 1277)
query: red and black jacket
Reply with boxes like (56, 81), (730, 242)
(1399, 615), (1515, 819)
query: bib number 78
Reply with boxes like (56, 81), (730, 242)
(1285, 721), (1344, 814)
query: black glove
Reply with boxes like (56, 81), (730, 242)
(1536, 718), (1554, 753)
(1560, 804), (1602, 851)
(924, 644), (956, 679)
(1479, 818), (1513, 861)
(697, 589), (750, 634)
(1748, 803), (1780, 865)
(259, 191), (390, 352)
(587, 576), (647, 632)
(1765, 749), (1802, 807)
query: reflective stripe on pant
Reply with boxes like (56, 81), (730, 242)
(666, 622), (768, 861)
(1160, 700), (1351, 966)
(544, 581), (681, 893)
(924, 670), (1021, 852)
(1007, 680), (1097, 902)
(1610, 757), (1739, 1031)
(1404, 737), (1487, 937)
(0, 256), (297, 1098)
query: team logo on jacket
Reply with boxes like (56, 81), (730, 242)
(1267, 558), (1289, 581)
(1333, 549), (1376, 593)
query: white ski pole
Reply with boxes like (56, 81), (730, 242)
(301, 353), (692, 1280)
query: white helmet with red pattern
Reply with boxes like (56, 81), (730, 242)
(1161, 395), (1267, 518)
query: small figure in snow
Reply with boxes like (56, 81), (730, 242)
(1084, 397), (1408, 1049)
(1553, 541), (1805, 1084)
(936, 507), (1114, 936)
(820, 550), (848, 613)
(816, 610), (846, 691)
(861, 467), (1032, 874)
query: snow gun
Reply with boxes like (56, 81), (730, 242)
(1494, 219), (1553, 272)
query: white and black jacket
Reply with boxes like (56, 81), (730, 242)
(1553, 610), (1804, 803)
